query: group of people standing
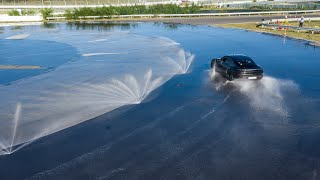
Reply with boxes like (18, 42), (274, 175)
(258, 15), (305, 28)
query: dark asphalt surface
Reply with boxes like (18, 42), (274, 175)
(0, 22), (320, 180)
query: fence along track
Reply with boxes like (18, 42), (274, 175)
(44, 10), (320, 20)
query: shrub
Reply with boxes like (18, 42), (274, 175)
(97, 6), (116, 18)
(65, 9), (76, 20)
(8, 10), (20, 16)
(40, 8), (53, 20)
(21, 9), (36, 16)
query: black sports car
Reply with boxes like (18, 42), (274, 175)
(211, 55), (263, 81)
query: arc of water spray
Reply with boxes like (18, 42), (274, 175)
(140, 69), (152, 103)
(0, 35), (196, 156)
(179, 51), (194, 74)
(105, 69), (163, 104)
(110, 79), (139, 101)
(125, 75), (140, 101)
(9, 102), (21, 153)
(164, 51), (194, 74)
(0, 142), (10, 155)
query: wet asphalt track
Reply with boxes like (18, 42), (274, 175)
(0, 22), (320, 180)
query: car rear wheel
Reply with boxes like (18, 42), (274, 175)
(227, 70), (233, 81)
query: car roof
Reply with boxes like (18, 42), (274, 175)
(226, 55), (253, 61)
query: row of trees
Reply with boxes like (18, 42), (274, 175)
(64, 4), (201, 19)
(7, 8), (53, 19)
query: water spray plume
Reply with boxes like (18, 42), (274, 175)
(210, 69), (298, 118)
(10, 103), (21, 153)
(165, 50), (194, 74)
(0, 33), (194, 155)
(0, 103), (28, 155)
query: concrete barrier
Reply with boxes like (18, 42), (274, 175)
(0, 15), (42, 22)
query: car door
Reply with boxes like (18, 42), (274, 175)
(220, 57), (232, 76)
(215, 56), (227, 74)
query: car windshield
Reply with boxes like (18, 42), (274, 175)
(233, 56), (256, 68)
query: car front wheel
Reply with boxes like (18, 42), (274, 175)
(227, 70), (233, 81)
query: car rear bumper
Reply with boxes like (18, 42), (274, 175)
(233, 71), (263, 80)
(234, 74), (263, 80)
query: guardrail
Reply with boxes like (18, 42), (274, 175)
(46, 10), (320, 21)
(0, 15), (42, 22)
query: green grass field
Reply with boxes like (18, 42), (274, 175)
(216, 21), (320, 44)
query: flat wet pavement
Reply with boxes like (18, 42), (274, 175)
(0, 22), (320, 180)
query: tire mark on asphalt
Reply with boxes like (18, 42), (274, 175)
(178, 94), (230, 136)
(28, 98), (203, 179)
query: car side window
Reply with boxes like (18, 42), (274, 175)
(221, 57), (227, 62)
(224, 58), (235, 67)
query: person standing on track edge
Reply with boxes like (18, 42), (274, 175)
(299, 16), (304, 27)
(283, 15), (288, 25)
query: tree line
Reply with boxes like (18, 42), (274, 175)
(64, 4), (201, 19)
